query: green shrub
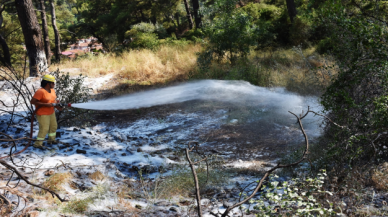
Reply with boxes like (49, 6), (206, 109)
(50, 70), (92, 128)
(62, 198), (93, 214)
(252, 172), (336, 216)
(318, 0), (388, 165)
(127, 32), (160, 50)
(316, 37), (334, 54)
(182, 29), (204, 42)
(129, 22), (168, 38)
(198, 0), (260, 69)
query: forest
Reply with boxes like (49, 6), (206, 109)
(0, 0), (388, 216)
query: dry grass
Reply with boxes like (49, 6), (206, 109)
(50, 44), (336, 96)
(50, 44), (201, 85)
(42, 172), (73, 192)
(88, 170), (105, 181)
(372, 162), (388, 191)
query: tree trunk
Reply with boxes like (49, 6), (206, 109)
(15, 0), (48, 76)
(38, 0), (50, 65)
(183, 0), (193, 29)
(286, 0), (297, 23)
(49, 0), (60, 63)
(0, 7), (11, 67)
(191, 0), (201, 28)
(0, 34), (11, 67)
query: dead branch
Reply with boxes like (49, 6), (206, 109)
(185, 141), (212, 217)
(0, 160), (68, 202)
(218, 107), (313, 217)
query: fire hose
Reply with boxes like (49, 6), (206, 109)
(0, 103), (72, 159)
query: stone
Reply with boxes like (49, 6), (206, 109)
(135, 204), (142, 209)
(73, 128), (80, 131)
(121, 153), (127, 156)
(169, 207), (179, 212)
(154, 201), (172, 206)
(76, 149), (87, 154)
(137, 148), (143, 152)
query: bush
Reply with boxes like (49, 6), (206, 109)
(182, 29), (204, 42)
(316, 37), (335, 54)
(198, 0), (260, 70)
(289, 17), (312, 46)
(252, 172), (336, 216)
(129, 22), (168, 38)
(125, 22), (169, 50)
(128, 32), (160, 50)
(50, 69), (92, 128)
(318, 0), (388, 165)
(62, 198), (93, 214)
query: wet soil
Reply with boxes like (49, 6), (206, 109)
(91, 99), (304, 163)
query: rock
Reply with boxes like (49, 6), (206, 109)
(56, 132), (61, 138)
(86, 131), (92, 135)
(179, 200), (191, 206)
(76, 149), (87, 154)
(1, 143), (9, 148)
(137, 148), (143, 152)
(169, 207), (179, 212)
(230, 119), (238, 124)
(135, 204), (142, 209)
(121, 153), (127, 156)
(167, 155), (179, 161)
(141, 165), (157, 173)
(154, 201), (172, 206)
(44, 169), (55, 176)
(73, 128), (80, 131)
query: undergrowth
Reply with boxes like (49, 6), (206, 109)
(51, 44), (335, 96)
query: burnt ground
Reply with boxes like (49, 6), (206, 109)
(90, 99), (307, 164)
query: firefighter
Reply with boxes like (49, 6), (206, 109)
(30, 75), (62, 149)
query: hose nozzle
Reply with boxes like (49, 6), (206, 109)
(53, 103), (72, 108)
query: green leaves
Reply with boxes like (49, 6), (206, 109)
(252, 171), (336, 216)
(317, 0), (388, 165)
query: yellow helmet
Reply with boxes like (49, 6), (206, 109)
(42, 74), (55, 82)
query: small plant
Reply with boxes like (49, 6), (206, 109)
(252, 171), (336, 216)
(62, 197), (93, 214)
(371, 162), (388, 191)
(89, 170), (105, 181)
(42, 172), (73, 192)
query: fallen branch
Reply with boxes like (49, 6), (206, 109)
(0, 160), (68, 202)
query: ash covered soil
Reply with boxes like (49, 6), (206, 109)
(0, 76), (323, 216)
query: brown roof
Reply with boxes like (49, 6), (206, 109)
(70, 49), (86, 54)
(78, 43), (89, 47)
